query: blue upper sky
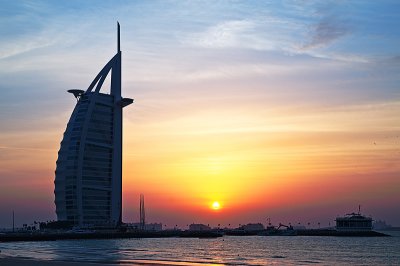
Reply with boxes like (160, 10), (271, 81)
(1, 1), (398, 138)
(1, 1), (399, 105)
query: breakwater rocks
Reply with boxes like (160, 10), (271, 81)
(296, 229), (389, 237)
(0, 229), (389, 242)
(0, 230), (223, 242)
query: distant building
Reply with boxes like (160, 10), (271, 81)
(239, 223), (264, 231)
(373, 220), (392, 230)
(189, 224), (211, 231)
(128, 223), (163, 231)
(336, 213), (373, 231)
(292, 225), (306, 230)
(54, 23), (133, 227)
(146, 223), (163, 231)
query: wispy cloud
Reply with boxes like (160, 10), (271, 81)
(301, 16), (350, 50)
(179, 1), (382, 64)
(303, 51), (369, 63)
(182, 19), (276, 50)
(182, 15), (362, 63)
(0, 35), (56, 60)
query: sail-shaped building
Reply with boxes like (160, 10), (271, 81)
(54, 23), (133, 227)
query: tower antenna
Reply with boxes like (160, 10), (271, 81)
(140, 194), (145, 230)
(117, 22), (121, 52)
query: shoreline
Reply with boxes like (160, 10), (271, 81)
(0, 230), (223, 243)
(0, 229), (389, 243)
(0, 254), (226, 266)
(0, 256), (114, 266)
(0, 256), (190, 266)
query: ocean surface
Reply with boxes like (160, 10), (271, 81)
(1, 231), (400, 265)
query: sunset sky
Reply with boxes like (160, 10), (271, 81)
(0, 1), (399, 228)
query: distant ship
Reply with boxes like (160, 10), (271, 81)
(335, 206), (373, 231)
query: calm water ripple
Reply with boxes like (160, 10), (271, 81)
(1, 232), (400, 265)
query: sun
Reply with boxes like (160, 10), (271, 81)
(211, 201), (221, 210)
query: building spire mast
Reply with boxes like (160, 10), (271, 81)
(117, 22), (121, 53)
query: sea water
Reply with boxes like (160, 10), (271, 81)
(1, 232), (400, 265)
